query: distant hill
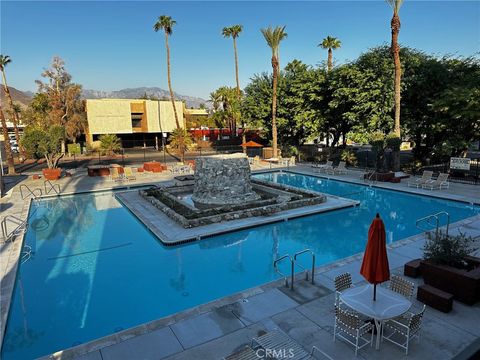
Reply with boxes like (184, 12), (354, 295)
(0, 86), (32, 108)
(82, 87), (209, 109)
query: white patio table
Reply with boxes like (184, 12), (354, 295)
(340, 284), (412, 350)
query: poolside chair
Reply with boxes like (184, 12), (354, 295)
(312, 160), (333, 173)
(422, 172), (450, 190)
(389, 275), (415, 300)
(407, 171), (433, 188)
(382, 305), (426, 355)
(109, 167), (123, 182)
(289, 156), (296, 166)
(123, 167), (136, 181)
(334, 305), (374, 356)
(329, 161), (347, 175)
(334, 272), (353, 307)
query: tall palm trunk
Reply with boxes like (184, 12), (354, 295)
(0, 105), (16, 174)
(391, 14), (401, 137)
(1, 71), (22, 156)
(232, 37), (240, 138)
(271, 56), (279, 158)
(165, 31), (184, 162)
(327, 48), (333, 72)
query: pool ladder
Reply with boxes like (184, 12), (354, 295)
(416, 211), (450, 239)
(273, 249), (316, 291)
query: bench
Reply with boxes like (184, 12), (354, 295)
(404, 259), (422, 278)
(417, 284), (453, 313)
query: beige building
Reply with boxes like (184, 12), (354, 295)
(86, 99), (184, 146)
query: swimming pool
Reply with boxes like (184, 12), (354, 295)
(2, 172), (479, 359)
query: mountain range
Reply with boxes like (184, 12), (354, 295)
(4, 86), (209, 109)
(82, 87), (208, 108)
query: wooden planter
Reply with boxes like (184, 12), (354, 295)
(421, 259), (480, 305)
(364, 172), (395, 182)
(42, 168), (62, 181)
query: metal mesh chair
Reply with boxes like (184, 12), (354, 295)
(389, 275), (415, 299)
(334, 272), (353, 306)
(382, 305), (426, 355)
(334, 306), (374, 356)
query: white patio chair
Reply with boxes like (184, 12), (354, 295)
(331, 161), (347, 175)
(334, 272), (353, 307)
(334, 305), (374, 356)
(389, 275), (415, 300)
(312, 160), (333, 173)
(382, 305), (426, 355)
(422, 173), (449, 190)
(407, 170), (433, 188)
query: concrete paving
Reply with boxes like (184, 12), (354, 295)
(1, 162), (480, 360)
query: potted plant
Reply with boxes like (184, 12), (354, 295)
(421, 230), (480, 305)
(21, 125), (65, 180)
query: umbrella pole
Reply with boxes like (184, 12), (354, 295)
(374, 284), (377, 301)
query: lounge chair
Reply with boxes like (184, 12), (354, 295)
(123, 167), (136, 181)
(382, 305), (426, 355)
(327, 161), (347, 175)
(289, 156), (296, 166)
(312, 160), (333, 173)
(407, 171), (433, 188)
(109, 167), (123, 182)
(334, 306), (374, 356)
(422, 172), (449, 190)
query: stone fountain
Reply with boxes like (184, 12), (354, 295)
(191, 154), (260, 206)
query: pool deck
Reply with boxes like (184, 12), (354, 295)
(1, 162), (480, 359)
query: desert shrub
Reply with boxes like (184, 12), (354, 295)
(99, 134), (121, 155)
(341, 149), (358, 166)
(423, 230), (476, 268)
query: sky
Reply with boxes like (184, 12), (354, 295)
(1, 1), (479, 99)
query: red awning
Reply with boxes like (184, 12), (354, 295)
(241, 140), (263, 148)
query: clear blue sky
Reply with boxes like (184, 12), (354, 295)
(1, 1), (479, 99)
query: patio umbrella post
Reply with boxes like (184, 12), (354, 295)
(374, 283), (377, 301)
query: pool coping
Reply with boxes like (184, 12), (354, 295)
(36, 213), (480, 360)
(1, 168), (479, 359)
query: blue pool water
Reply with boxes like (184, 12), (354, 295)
(2, 172), (479, 359)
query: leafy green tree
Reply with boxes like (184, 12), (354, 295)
(21, 125), (65, 169)
(99, 134), (121, 155)
(261, 26), (288, 157)
(210, 86), (242, 137)
(318, 36), (341, 72)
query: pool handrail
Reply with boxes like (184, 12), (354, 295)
(294, 249), (316, 284)
(19, 184), (42, 200)
(274, 254), (294, 290)
(44, 180), (61, 196)
(416, 211), (450, 239)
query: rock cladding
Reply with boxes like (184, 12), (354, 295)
(192, 154), (261, 206)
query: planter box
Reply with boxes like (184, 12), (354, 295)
(42, 168), (61, 181)
(421, 259), (480, 305)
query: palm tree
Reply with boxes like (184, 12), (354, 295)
(318, 36), (341, 72)
(222, 25), (243, 99)
(222, 24), (243, 140)
(0, 55), (22, 156)
(154, 15), (184, 161)
(386, 0), (404, 137)
(261, 26), (287, 159)
(0, 104), (16, 174)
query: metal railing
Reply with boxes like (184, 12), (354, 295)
(19, 184), (42, 200)
(294, 249), (316, 284)
(274, 254), (294, 290)
(416, 211), (450, 239)
(44, 180), (61, 196)
(21, 244), (33, 264)
(1, 215), (25, 242)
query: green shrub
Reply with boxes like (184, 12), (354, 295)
(99, 134), (121, 155)
(340, 149), (358, 166)
(423, 230), (476, 268)
(385, 133), (401, 151)
(21, 125), (65, 168)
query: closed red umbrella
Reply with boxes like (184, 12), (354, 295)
(360, 213), (390, 301)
